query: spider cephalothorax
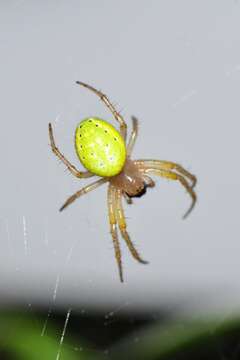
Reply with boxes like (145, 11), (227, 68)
(110, 157), (150, 198)
(49, 81), (197, 282)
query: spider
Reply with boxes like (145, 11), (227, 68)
(49, 81), (197, 282)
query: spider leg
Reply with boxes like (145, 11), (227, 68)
(49, 123), (93, 179)
(108, 185), (124, 282)
(115, 189), (148, 264)
(142, 174), (155, 188)
(127, 116), (138, 156)
(76, 81), (127, 140)
(139, 168), (196, 219)
(135, 160), (197, 188)
(123, 192), (133, 205)
(60, 178), (107, 211)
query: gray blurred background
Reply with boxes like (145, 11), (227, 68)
(0, 1), (239, 315)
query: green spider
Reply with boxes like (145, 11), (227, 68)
(49, 81), (197, 282)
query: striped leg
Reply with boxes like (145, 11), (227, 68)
(115, 189), (148, 264)
(60, 178), (107, 211)
(76, 81), (127, 140)
(49, 123), (93, 179)
(108, 185), (123, 282)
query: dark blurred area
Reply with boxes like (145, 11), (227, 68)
(1, 307), (240, 360)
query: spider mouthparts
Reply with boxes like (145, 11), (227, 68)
(126, 184), (147, 199)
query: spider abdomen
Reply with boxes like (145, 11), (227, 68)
(75, 117), (126, 177)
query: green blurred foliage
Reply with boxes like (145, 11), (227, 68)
(0, 310), (240, 360)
